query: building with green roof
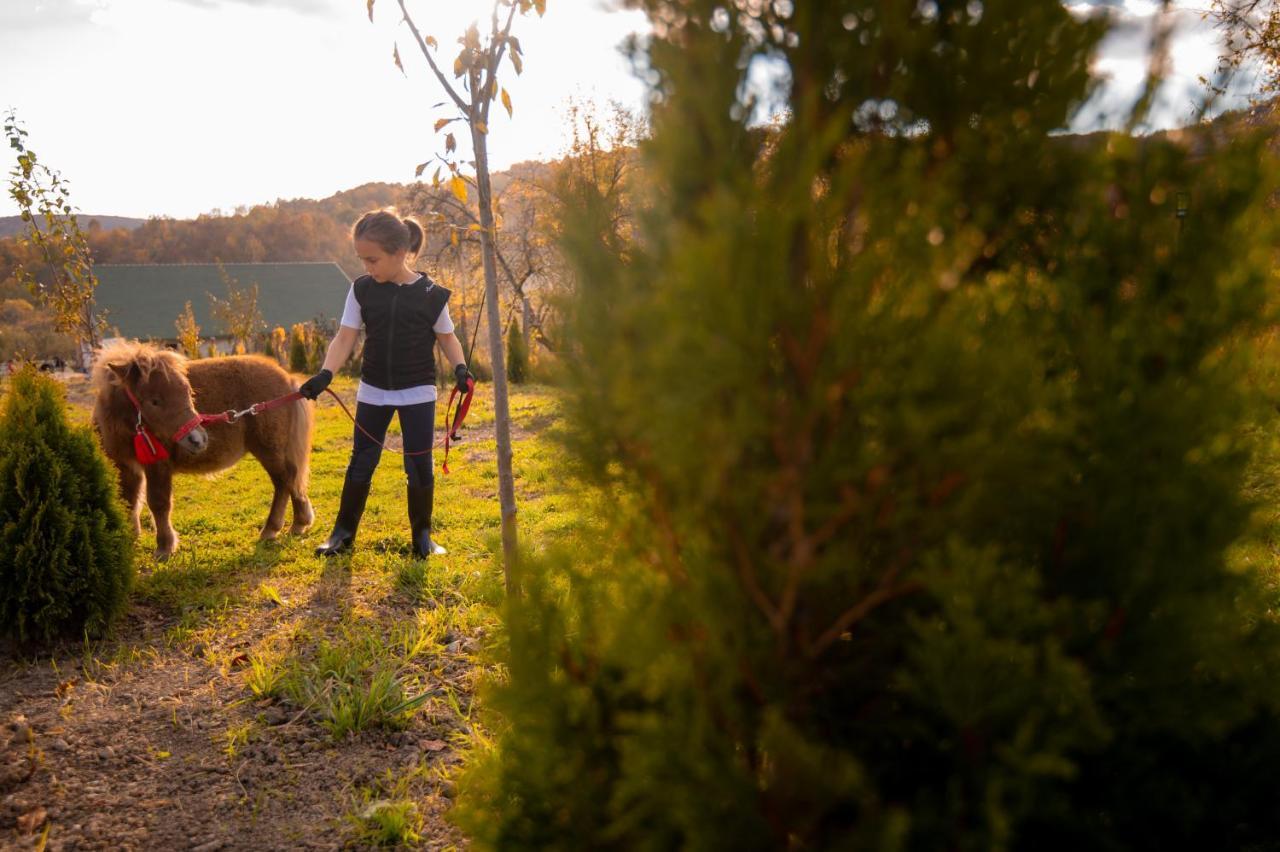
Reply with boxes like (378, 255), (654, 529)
(93, 262), (352, 341)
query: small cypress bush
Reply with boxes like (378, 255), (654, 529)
(0, 366), (134, 643)
(289, 323), (310, 373)
(307, 324), (330, 373)
(506, 322), (529, 384)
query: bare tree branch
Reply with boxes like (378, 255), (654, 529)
(397, 0), (470, 115)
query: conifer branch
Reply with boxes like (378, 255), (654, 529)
(807, 577), (924, 659)
(729, 534), (783, 633)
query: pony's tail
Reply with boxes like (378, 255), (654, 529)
(287, 394), (313, 496)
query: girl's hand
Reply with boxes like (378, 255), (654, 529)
(454, 364), (475, 393)
(299, 369), (333, 400)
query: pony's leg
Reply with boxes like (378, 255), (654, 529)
(275, 456), (313, 535)
(259, 469), (291, 541)
(255, 471), (314, 537)
(289, 485), (314, 535)
(143, 464), (179, 559)
(115, 460), (144, 537)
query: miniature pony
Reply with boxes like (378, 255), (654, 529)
(91, 342), (314, 558)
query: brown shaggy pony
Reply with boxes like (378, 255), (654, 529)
(91, 342), (314, 559)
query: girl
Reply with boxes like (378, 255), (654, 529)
(299, 209), (472, 558)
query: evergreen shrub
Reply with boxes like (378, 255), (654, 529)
(0, 366), (133, 643)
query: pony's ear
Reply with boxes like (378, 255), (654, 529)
(107, 361), (141, 387)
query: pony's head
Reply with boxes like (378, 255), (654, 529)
(92, 342), (209, 455)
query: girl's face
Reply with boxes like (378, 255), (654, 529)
(354, 238), (409, 283)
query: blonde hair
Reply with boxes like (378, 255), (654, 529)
(91, 340), (188, 396)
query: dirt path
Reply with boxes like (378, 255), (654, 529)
(1, 600), (468, 851)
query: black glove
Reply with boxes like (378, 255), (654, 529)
(454, 363), (475, 394)
(299, 368), (332, 400)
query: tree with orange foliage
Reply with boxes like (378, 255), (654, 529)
(374, 0), (546, 590)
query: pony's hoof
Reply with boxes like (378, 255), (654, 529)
(154, 547), (176, 561)
(294, 502), (315, 533)
(260, 529), (282, 542)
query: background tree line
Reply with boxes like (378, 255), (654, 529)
(0, 111), (639, 371)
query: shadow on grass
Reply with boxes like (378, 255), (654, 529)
(304, 549), (356, 623)
(133, 537), (293, 624)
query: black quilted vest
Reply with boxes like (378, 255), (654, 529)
(353, 273), (451, 390)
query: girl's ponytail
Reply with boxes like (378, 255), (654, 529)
(403, 218), (424, 257)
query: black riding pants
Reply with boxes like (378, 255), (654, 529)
(344, 400), (435, 488)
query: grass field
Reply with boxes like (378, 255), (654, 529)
(0, 372), (582, 850)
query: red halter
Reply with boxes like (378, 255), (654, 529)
(120, 385), (251, 465)
(121, 385), (172, 464)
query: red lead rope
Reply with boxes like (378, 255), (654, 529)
(125, 384), (476, 473)
(441, 377), (476, 474)
(318, 384), (476, 473)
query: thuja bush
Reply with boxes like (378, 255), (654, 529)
(506, 323), (529, 384)
(455, 1), (1280, 849)
(289, 323), (310, 374)
(0, 366), (133, 643)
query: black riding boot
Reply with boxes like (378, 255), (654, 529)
(407, 482), (446, 558)
(315, 477), (371, 557)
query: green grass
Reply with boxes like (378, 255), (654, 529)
(12, 372), (586, 842)
(345, 768), (431, 847)
(252, 627), (438, 740)
(116, 374), (581, 618)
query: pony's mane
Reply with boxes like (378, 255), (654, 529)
(91, 341), (189, 399)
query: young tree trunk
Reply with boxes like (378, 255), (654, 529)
(473, 126), (520, 592)
(522, 294), (534, 354)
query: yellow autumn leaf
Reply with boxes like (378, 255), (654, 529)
(415, 162), (428, 177)
(425, 35), (437, 49)
(450, 176), (468, 203)
(450, 229), (459, 247)
(366, 0), (375, 22)
(467, 223), (483, 231)
(445, 132), (456, 153)
(501, 88), (513, 118)
(434, 118), (451, 132)
(393, 44), (404, 75)
(475, 121), (488, 134)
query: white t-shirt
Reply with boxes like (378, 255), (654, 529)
(340, 276), (455, 406)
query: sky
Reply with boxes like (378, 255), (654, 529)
(0, 0), (1260, 220)
(1067, 0), (1260, 130)
(0, 0), (651, 219)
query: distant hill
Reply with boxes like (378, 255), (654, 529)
(0, 214), (145, 239)
(0, 159), (564, 268)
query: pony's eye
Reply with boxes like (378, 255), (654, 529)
(150, 399), (162, 407)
